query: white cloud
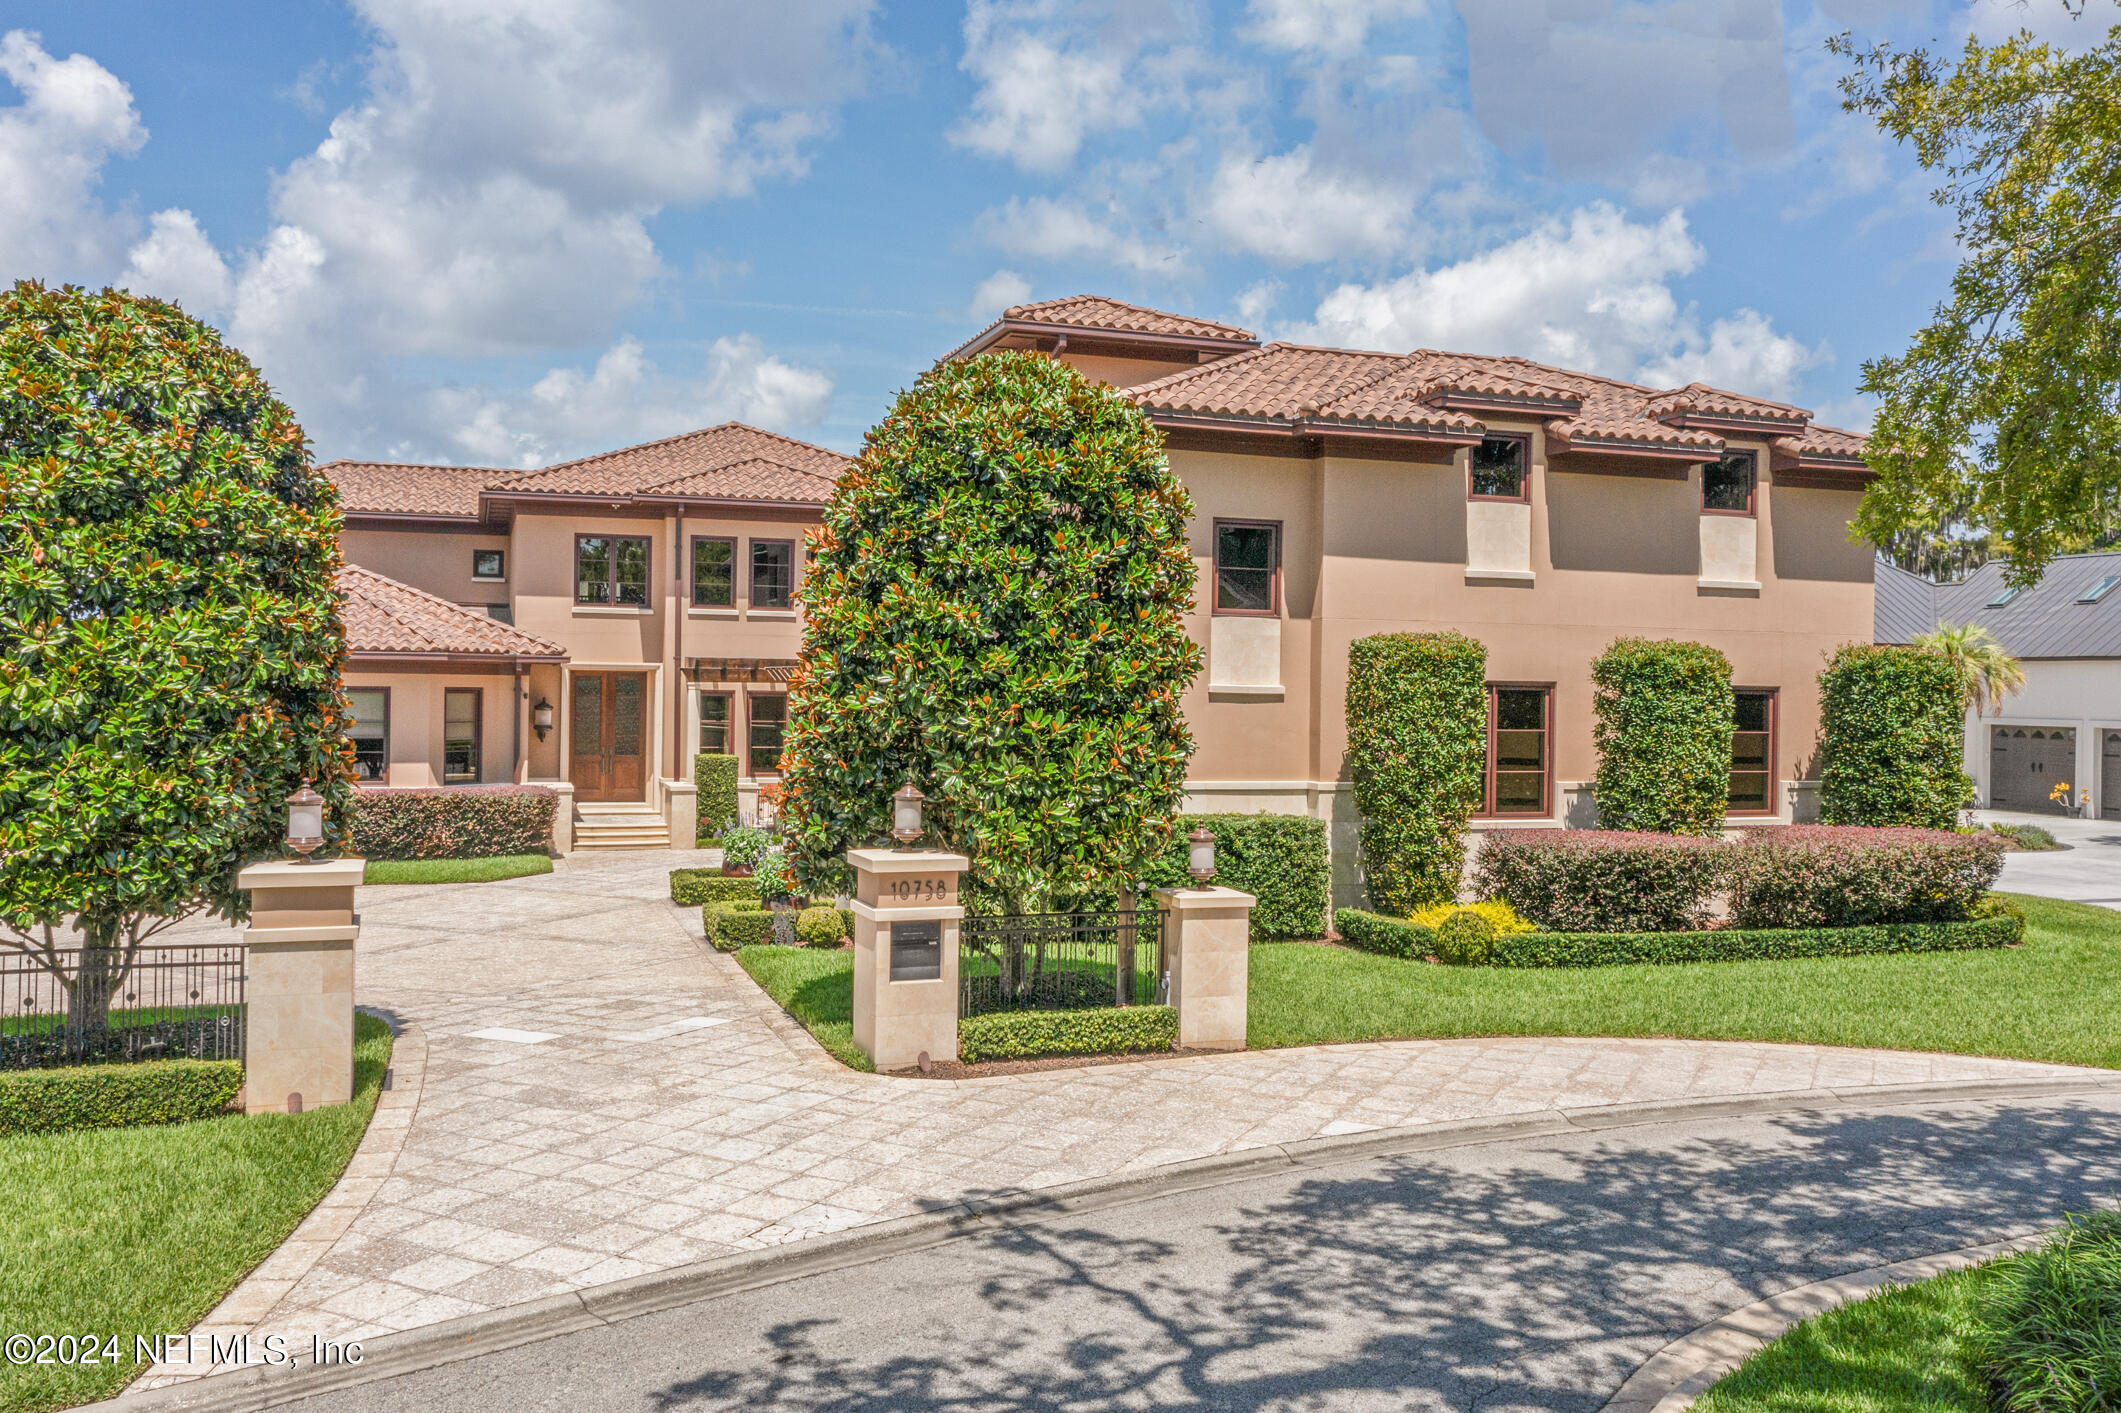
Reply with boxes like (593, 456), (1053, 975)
(1232, 278), (1280, 327)
(0, 30), (146, 279)
(968, 269), (1033, 320)
(1299, 203), (1824, 397)
(120, 208), (231, 316)
(1200, 146), (1414, 262)
(1240, 0), (1429, 57)
(975, 195), (1183, 273)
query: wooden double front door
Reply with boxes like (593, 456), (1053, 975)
(571, 671), (648, 802)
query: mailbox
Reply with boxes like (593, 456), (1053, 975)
(889, 919), (942, 981)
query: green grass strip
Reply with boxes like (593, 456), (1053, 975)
(362, 854), (552, 885)
(735, 946), (871, 1072)
(0, 1014), (393, 1413)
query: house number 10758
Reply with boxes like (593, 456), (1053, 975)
(890, 878), (946, 902)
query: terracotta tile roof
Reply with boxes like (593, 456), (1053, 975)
(1641, 382), (1812, 423)
(1001, 295), (1257, 343)
(323, 461), (510, 519)
(490, 423), (847, 501)
(1781, 423), (1868, 463)
(339, 565), (566, 661)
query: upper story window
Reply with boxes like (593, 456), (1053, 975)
(472, 549), (505, 580)
(1213, 520), (1280, 615)
(576, 534), (650, 607)
(346, 688), (388, 783)
(1729, 689), (1775, 814)
(1483, 685), (1550, 816)
(692, 536), (735, 608)
(1703, 452), (1757, 515)
(751, 540), (796, 610)
(1469, 435), (1530, 501)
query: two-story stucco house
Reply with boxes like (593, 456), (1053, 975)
(331, 295), (1876, 888)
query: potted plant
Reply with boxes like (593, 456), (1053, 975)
(718, 825), (771, 877)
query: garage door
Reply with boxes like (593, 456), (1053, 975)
(2105, 730), (2121, 816)
(1990, 726), (2076, 814)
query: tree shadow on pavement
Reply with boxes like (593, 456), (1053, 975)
(644, 1100), (2121, 1412)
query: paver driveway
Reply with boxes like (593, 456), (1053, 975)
(144, 850), (2112, 1383)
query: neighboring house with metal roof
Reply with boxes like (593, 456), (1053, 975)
(1877, 552), (2121, 818)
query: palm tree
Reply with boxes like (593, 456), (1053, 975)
(1913, 621), (2026, 716)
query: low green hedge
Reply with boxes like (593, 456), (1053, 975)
(1974, 1207), (2121, 1410)
(1486, 914), (2022, 968)
(957, 1005), (1178, 1064)
(671, 868), (762, 905)
(0, 1059), (244, 1137)
(1335, 908), (1437, 959)
(703, 899), (775, 951)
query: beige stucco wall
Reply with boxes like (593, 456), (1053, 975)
(345, 664), (523, 786)
(342, 526), (511, 607)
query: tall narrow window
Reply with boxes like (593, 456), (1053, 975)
(444, 689), (481, 784)
(698, 692), (732, 755)
(1729, 690), (1775, 814)
(1485, 686), (1550, 815)
(692, 536), (735, 607)
(1702, 452), (1756, 514)
(748, 693), (787, 775)
(1469, 435), (1529, 501)
(347, 688), (389, 782)
(1213, 520), (1281, 614)
(575, 535), (650, 606)
(751, 540), (795, 609)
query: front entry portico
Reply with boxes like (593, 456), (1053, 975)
(571, 670), (649, 802)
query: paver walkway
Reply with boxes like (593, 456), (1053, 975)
(144, 851), (2111, 1384)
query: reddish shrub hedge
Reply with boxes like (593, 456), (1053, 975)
(1473, 830), (1729, 933)
(1727, 826), (2004, 928)
(345, 786), (557, 861)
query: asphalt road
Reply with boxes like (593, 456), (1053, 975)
(277, 1091), (2121, 1413)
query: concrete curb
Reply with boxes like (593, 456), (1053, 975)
(88, 1068), (2121, 1413)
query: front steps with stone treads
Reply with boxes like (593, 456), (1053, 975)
(572, 802), (670, 850)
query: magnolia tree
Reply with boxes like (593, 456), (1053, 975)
(777, 351), (1201, 917)
(0, 283), (350, 1031)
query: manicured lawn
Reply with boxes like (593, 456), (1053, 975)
(741, 897), (2121, 1073)
(1692, 1260), (2002, 1412)
(1251, 895), (2121, 1069)
(0, 1014), (394, 1413)
(362, 854), (552, 885)
(734, 946), (870, 1072)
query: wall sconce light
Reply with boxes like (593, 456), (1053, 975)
(531, 697), (554, 741)
(286, 780), (326, 861)
(891, 781), (926, 850)
(1187, 826), (1217, 885)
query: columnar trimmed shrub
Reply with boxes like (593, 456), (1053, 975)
(1474, 830), (1729, 933)
(1484, 914), (2020, 967)
(1727, 826), (2004, 927)
(669, 869), (761, 906)
(346, 785), (556, 860)
(1817, 644), (1973, 827)
(1332, 909), (1437, 959)
(956, 1005), (1177, 1063)
(694, 753), (739, 838)
(1136, 813), (1331, 938)
(1591, 637), (1736, 834)
(1346, 632), (1488, 914)
(0, 1059), (244, 1136)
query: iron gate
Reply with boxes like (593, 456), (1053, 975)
(958, 909), (1166, 1018)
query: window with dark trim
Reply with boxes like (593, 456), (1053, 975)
(443, 688), (481, 785)
(748, 693), (787, 775)
(1469, 435), (1530, 501)
(698, 692), (732, 756)
(1483, 685), (1550, 816)
(1729, 689), (1775, 814)
(347, 687), (388, 783)
(750, 540), (795, 610)
(1703, 451), (1756, 515)
(691, 536), (735, 607)
(575, 534), (650, 606)
(472, 548), (505, 580)
(1213, 520), (1281, 615)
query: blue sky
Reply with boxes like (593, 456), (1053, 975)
(2, 0), (2106, 465)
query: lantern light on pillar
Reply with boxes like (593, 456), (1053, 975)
(286, 780), (326, 861)
(891, 781), (926, 849)
(1187, 826), (1216, 884)
(531, 697), (555, 741)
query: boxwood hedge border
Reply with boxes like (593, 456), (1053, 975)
(1333, 908), (2022, 968)
(957, 1005), (1177, 1064)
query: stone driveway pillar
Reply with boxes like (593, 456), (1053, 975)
(1150, 885), (1257, 1051)
(237, 857), (362, 1115)
(849, 849), (968, 1071)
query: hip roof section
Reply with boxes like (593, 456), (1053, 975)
(339, 565), (568, 662)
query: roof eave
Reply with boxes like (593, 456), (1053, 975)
(1548, 432), (1722, 460)
(348, 649), (569, 666)
(950, 318), (1259, 362)
(1659, 411), (1812, 437)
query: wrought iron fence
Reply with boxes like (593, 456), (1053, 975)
(959, 909), (1166, 1018)
(0, 943), (247, 1070)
